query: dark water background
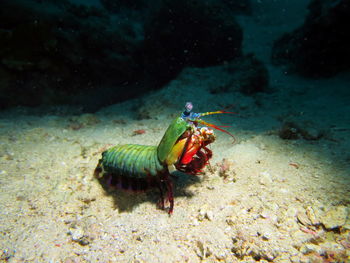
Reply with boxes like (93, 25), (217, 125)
(1, 0), (349, 112)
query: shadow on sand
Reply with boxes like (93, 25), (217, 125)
(96, 171), (201, 214)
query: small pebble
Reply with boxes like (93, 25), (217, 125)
(297, 211), (312, 226)
(320, 206), (348, 229)
(69, 227), (84, 241)
(306, 206), (320, 225)
(192, 219), (200, 226)
(259, 171), (272, 185)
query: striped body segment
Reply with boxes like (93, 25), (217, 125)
(102, 144), (166, 178)
(98, 144), (167, 191)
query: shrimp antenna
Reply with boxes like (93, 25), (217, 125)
(182, 103), (236, 143)
(199, 110), (237, 117)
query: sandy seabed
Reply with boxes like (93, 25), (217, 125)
(1, 5), (350, 263)
(1, 64), (349, 262)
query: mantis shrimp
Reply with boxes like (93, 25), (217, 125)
(94, 102), (233, 214)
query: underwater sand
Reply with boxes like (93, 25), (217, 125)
(1, 2), (350, 262)
(1, 67), (349, 262)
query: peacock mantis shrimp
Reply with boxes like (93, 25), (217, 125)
(94, 102), (234, 214)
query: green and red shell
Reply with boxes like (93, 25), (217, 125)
(157, 117), (189, 164)
(94, 106), (233, 213)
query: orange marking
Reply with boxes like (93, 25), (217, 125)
(289, 163), (299, 169)
(133, 129), (146, 135)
